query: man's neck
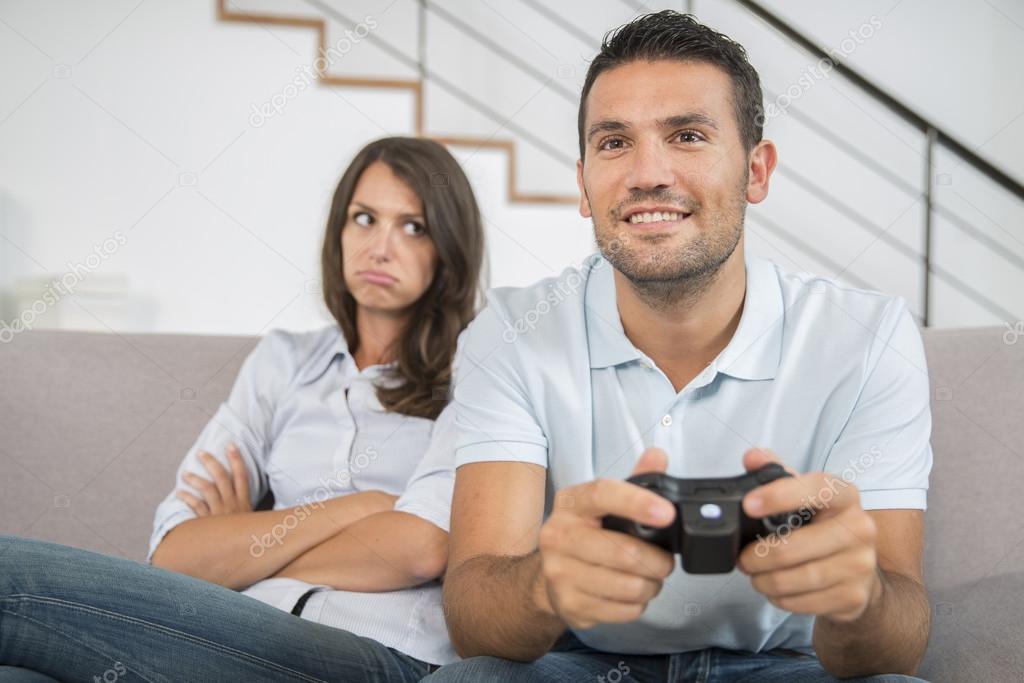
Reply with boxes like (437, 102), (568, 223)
(614, 246), (747, 392)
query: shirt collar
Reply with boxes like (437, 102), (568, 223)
(585, 255), (642, 369)
(293, 326), (351, 386)
(584, 253), (784, 381)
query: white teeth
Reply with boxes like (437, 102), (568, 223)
(629, 211), (685, 224)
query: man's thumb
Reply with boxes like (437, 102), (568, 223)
(631, 447), (669, 476)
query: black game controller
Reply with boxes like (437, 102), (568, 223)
(602, 464), (803, 574)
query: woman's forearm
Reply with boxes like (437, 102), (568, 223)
(274, 511), (448, 592)
(151, 491), (396, 589)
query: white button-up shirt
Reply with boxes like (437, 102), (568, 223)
(149, 326), (457, 665)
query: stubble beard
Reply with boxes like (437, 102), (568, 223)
(595, 184), (747, 312)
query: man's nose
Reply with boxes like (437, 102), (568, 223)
(624, 141), (676, 194)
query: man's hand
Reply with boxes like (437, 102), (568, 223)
(737, 448), (882, 624)
(175, 444), (253, 516)
(537, 448), (678, 630)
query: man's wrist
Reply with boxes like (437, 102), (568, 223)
(528, 551), (558, 619)
(822, 566), (886, 628)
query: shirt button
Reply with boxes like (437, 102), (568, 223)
(661, 414), (673, 427)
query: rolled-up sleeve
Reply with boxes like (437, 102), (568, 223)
(823, 299), (933, 511)
(452, 302), (549, 469)
(147, 331), (297, 561)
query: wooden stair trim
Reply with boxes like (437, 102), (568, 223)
(217, 0), (576, 205)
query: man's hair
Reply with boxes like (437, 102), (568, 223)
(577, 10), (764, 161)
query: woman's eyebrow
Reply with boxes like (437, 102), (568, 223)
(352, 201), (423, 220)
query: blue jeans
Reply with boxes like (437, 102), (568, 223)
(422, 630), (930, 682)
(0, 535), (436, 681)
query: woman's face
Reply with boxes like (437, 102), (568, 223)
(341, 161), (438, 317)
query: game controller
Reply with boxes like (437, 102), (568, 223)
(602, 464), (803, 574)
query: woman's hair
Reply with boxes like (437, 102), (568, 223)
(321, 137), (485, 420)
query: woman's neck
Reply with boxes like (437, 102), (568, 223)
(352, 308), (406, 371)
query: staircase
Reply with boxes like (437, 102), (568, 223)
(217, 0), (1024, 328)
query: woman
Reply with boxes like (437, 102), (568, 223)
(0, 136), (484, 681)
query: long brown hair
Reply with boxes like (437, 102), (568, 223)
(321, 137), (485, 419)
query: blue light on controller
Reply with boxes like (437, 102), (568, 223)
(700, 503), (722, 519)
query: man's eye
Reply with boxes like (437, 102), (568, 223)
(403, 221), (426, 236)
(599, 137), (625, 151)
(676, 131), (703, 143)
(353, 211), (373, 226)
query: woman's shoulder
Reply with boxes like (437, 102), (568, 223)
(247, 325), (348, 387)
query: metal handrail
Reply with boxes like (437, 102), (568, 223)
(734, 0), (1022, 325)
(272, 0), (1020, 324)
(735, 0), (1024, 199)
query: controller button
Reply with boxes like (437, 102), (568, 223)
(700, 503), (723, 519)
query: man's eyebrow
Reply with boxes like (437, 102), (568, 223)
(586, 119), (629, 143)
(658, 112), (719, 130)
(587, 112), (720, 144)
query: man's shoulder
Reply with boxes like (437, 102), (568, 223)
(764, 258), (912, 339)
(755, 257), (920, 381)
(478, 254), (602, 345)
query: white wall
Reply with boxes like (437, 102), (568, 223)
(0, 0), (1020, 336)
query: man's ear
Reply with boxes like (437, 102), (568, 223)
(576, 159), (592, 218)
(746, 139), (778, 205)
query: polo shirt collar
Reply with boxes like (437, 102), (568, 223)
(584, 253), (784, 381)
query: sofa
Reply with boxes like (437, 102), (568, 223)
(1, 328), (1021, 681)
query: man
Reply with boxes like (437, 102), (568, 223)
(426, 11), (932, 682)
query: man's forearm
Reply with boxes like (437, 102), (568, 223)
(444, 551), (566, 660)
(813, 569), (931, 677)
(273, 511), (447, 592)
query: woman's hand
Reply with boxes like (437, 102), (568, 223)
(175, 444), (253, 516)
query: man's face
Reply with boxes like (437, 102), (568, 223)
(577, 59), (753, 287)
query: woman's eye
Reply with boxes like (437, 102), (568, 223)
(403, 221), (426, 236)
(353, 211), (373, 227)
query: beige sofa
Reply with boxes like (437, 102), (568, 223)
(1, 328), (1021, 681)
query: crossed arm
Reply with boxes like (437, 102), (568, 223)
(150, 444), (447, 592)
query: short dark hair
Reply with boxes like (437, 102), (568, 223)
(577, 11), (764, 160)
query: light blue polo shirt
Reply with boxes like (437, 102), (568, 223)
(452, 252), (932, 656)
